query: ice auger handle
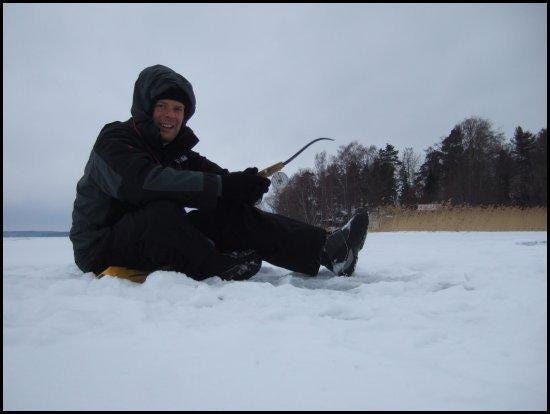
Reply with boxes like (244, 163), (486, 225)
(258, 162), (285, 178)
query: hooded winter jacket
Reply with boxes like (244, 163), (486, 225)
(70, 65), (228, 273)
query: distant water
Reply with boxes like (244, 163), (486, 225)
(3, 231), (69, 238)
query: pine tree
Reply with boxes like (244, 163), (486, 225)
(510, 126), (537, 206)
(416, 146), (444, 203)
(440, 126), (466, 204)
(532, 128), (547, 206)
(493, 145), (514, 205)
(378, 144), (400, 205)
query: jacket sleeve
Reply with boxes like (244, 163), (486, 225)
(187, 150), (229, 175)
(90, 125), (221, 210)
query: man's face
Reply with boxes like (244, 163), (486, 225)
(152, 99), (185, 143)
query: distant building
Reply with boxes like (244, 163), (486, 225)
(417, 203), (442, 211)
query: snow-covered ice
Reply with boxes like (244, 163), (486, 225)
(3, 232), (547, 410)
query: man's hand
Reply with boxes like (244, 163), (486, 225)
(221, 171), (270, 205)
(242, 167), (258, 175)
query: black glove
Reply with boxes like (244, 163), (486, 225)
(243, 167), (258, 175)
(221, 172), (271, 205)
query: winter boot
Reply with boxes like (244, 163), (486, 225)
(205, 249), (262, 281)
(320, 208), (369, 276)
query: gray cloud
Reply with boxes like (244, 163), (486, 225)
(3, 4), (547, 230)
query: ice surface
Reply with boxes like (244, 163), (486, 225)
(3, 232), (547, 410)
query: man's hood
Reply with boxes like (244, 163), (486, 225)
(131, 64), (196, 124)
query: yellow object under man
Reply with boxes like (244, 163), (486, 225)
(98, 266), (153, 284)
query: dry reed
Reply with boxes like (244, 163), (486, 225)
(369, 205), (547, 232)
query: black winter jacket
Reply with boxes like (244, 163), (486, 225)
(70, 65), (227, 272)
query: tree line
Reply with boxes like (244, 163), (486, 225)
(266, 117), (547, 228)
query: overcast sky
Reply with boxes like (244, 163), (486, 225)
(3, 3), (547, 230)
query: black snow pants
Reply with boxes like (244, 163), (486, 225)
(94, 199), (327, 280)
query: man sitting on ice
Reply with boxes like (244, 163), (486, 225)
(70, 64), (369, 282)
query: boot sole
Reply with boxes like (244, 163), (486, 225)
(341, 209), (369, 276)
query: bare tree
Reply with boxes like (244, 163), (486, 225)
(331, 141), (371, 216)
(401, 147), (420, 186)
